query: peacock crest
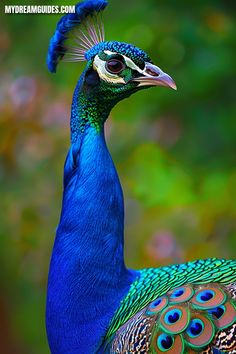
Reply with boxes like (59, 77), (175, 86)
(47, 0), (108, 72)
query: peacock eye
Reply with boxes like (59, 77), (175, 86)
(105, 59), (125, 74)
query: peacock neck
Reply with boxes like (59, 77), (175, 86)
(46, 77), (138, 353)
(70, 73), (115, 143)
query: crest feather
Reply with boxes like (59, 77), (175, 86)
(47, 0), (108, 73)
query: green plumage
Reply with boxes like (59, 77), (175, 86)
(103, 258), (236, 353)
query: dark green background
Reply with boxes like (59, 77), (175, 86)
(1, 0), (236, 352)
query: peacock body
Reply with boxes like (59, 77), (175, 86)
(46, 1), (236, 353)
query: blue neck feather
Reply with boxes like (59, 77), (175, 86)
(46, 76), (138, 353)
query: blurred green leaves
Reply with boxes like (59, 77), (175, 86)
(124, 143), (194, 206)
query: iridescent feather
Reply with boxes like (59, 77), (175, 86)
(101, 259), (236, 353)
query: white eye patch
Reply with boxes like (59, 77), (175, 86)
(93, 51), (144, 84)
(93, 55), (126, 84)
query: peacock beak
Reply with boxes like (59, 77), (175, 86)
(132, 63), (177, 90)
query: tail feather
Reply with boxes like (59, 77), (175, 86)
(104, 282), (236, 353)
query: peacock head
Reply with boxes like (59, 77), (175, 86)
(47, 0), (176, 107)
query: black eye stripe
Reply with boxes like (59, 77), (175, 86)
(99, 52), (126, 64)
(107, 53), (145, 70)
(107, 54), (125, 62)
(98, 51), (146, 72)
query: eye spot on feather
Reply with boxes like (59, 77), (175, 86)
(199, 290), (214, 302)
(187, 319), (203, 337)
(153, 298), (162, 306)
(164, 309), (181, 324)
(208, 306), (225, 319)
(160, 306), (189, 334)
(168, 285), (194, 304)
(192, 286), (226, 309)
(185, 313), (215, 347)
(146, 296), (168, 316)
(152, 331), (184, 352)
(209, 302), (236, 329)
(157, 333), (173, 350)
(172, 289), (184, 297)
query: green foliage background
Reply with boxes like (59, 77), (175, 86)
(1, 0), (236, 352)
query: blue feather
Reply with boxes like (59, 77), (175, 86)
(47, 0), (108, 73)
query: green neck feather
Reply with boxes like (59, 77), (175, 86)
(70, 64), (139, 143)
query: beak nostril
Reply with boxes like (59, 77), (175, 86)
(133, 63), (176, 90)
(146, 68), (160, 77)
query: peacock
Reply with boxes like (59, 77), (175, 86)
(46, 1), (236, 353)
